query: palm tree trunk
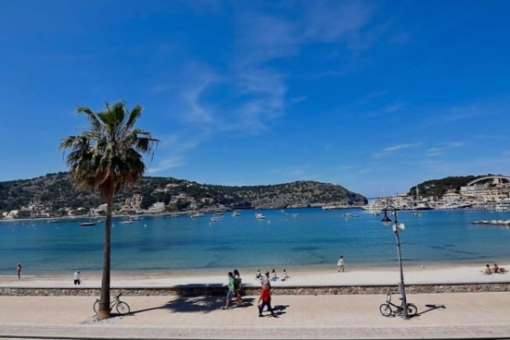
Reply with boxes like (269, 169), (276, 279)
(97, 193), (113, 320)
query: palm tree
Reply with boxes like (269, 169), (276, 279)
(60, 102), (158, 320)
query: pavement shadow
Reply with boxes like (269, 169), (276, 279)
(414, 304), (447, 317)
(271, 304), (289, 317)
(130, 296), (256, 315)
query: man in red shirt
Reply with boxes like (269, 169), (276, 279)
(258, 281), (277, 317)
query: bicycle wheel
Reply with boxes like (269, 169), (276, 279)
(116, 301), (130, 315)
(407, 303), (418, 316)
(379, 303), (392, 317)
(93, 300), (100, 314)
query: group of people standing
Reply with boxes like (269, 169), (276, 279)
(223, 269), (278, 317)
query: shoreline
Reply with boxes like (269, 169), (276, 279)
(2, 262), (510, 288)
(3, 258), (510, 278)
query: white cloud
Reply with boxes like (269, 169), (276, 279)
(372, 142), (422, 159)
(303, 1), (376, 44)
(384, 142), (422, 152)
(181, 72), (218, 124)
(157, 2), (386, 157)
(147, 157), (186, 174)
(475, 134), (508, 141)
(425, 142), (465, 157)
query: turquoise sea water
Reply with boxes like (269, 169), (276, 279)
(1, 208), (510, 275)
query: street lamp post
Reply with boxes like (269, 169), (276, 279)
(381, 205), (409, 320)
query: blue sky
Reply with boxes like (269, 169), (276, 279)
(1, 1), (510, 197)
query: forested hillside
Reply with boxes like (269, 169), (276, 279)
(0, 172), (367, 213)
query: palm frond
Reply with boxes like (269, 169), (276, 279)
(61, 101), (158, 198)
(126, 105), (143, 130)
(76, 107), (102, 131)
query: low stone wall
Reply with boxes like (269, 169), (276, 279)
(2, 282), (510, 297)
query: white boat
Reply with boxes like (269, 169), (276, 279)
(414, 202), (433, 210)
(495, 204), (508, 212)
(210, 216), (222, 223)
(436, 203), (473, 210)
(79, 221), (97, 227)
(232, 211), (240, 217)
(361, 199), (388, 212)
(322, 204), (350, 210)
(255, 213), (266, 219)
(190, 213), (205, 218)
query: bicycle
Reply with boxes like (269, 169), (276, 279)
(379, 293), (418, 317)
(93, 293), (130, 315)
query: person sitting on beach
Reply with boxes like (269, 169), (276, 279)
(493, 264), (500, 273)
(256, 269), (262, 279)
(73, 271), (82, 285)
(484, 264), (492, 275)
(282, 269), (289, 281)
(271, 269), (278, 281)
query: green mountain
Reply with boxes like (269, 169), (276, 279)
(0, 172), (367, 214)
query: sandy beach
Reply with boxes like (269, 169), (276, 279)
(1, 262), (509, 288)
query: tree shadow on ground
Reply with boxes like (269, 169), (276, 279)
(130, 296), (256, 315)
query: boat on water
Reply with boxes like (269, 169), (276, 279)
(436, 203), (473, 210)
(414, 202), (433, 210)
(232, 211), (240, 217)
(190, 213), (205, 218)
(495, 204), (509, 212)
(79, 221), (97, 227)
(210, 216), (222, 223)
(120, 216), (135, 224)
(322, 204), (350, 210)
(255, 213), (266, 219)
(361, 198), (390, 212)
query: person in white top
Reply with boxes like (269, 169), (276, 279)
(73, 271), (82, 285)
(337, 256), (345, 272)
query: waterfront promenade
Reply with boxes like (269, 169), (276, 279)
(1, 293), (510, 339)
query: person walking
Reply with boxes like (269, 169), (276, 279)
(222, 272), (235, 310)
(73, 271), (82, 285)
(233, 269), (242, 305)
(16, 263), (22, 280)
(337, 256), (345, 272)
(258, 281), (277, 317)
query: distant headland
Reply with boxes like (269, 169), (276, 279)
(0, 172), (367, 219)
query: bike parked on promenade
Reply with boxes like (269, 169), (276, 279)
(93, 293), (130, 315)
(379, 292), (418, 317)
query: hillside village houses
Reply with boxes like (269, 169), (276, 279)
(4, 176), (510, 220)
(383, 176), (510, 210)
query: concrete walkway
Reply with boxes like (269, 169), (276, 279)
(1, 293), (510, 339)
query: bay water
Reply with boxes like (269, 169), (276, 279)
(1, 208), (509, 275)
